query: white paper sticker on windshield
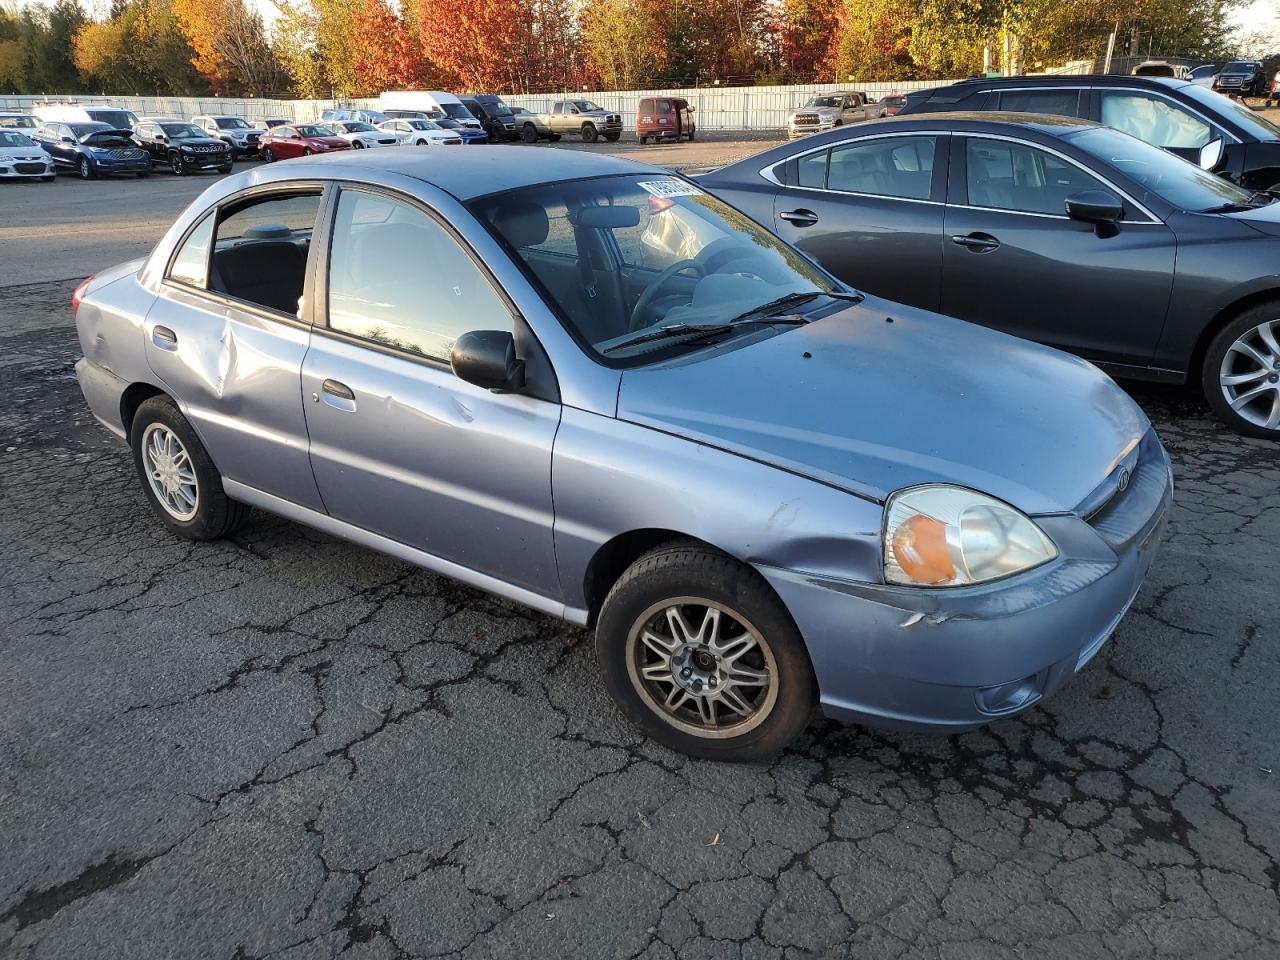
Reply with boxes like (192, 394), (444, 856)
(637, 178), (703, 199)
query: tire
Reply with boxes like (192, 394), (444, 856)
(303, 147), (312, 156)
(595, 542), (816, 760)
(78, 156), (94, 180)
(261, 147), (273, 163)
(129, 396), (248, 541)
(639, 134), (648, 145)
(416, 139), (428, 146)
(549, 133), (562, 142)
(688, 130), (695, 141)
(136, 171), (149, 178)
(604, 132), (620, 142)
(521, 123), (538, 143)
(352, 139), (364, 148)
(1201, 301), (1280, 439)
(169, 151), (184, 175)
(581, 123), (598, 143)
(218, 164), (232, 174)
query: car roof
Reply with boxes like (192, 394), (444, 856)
(934, 74), (1191, 96)
(286, 147), (666, 200)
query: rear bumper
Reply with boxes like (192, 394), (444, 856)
(75, 357), (128, 440)
(758, 434), (1173, 733)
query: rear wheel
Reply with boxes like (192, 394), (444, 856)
(581, 123), (598, 143)
(639, 134), (649, 145)
(596, 542), (816, 760)
(129, 396), (248, 540)
(1203, 302), (1280, 439)
(688, 130), (696, 141)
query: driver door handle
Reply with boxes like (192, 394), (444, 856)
(779, 209), (820, 226)
(951, 232), (1001, 252)
(318, 378), (356, 412)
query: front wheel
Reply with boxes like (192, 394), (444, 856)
(130, 396), (248, 540)
(521, 123), (538, 143)
(549, 133), (562, 142)
(217, 164), (232, 174)
(687, 130), (696, 141)
(352, 139), (364, 148)
(78, 156), (94, 180)
(596, 543), (816, 760)
(303, 147), (312, 155)
(261, 147), (273, 162)
(416, 138), (428, 146)
(581, 123), (598, 143)
(1202, 302), (1280, 439)
(604, 131), (620, 142)
(169, 151), (184, 175)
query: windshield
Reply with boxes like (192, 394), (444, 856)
(161, 123), (206, 140)
(441, 104), (472, 120)
(216, 117), (251, 129)
(296, 125), (328, 137)
(805, 97), (840, 108)
(69, 123), (108, 139)
(0, 130), (35, 147)
(88, 109), (137, 128)
(435, 118), (462, 129)
(1066, 125), (1254, 213)
(0, 115), (36, 128)
(572, 101), (602, 112)
(408, 119), (439, 130)
(345, 122), (376, 132)
(83, 131), (135, 147)
(1222, 62), (1257, 72)
(1182, 84), (1280, 140)
(486, 99), (512, 116)
(470, 175), (839, 365)
(881, 96), (905, 106)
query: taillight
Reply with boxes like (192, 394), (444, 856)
(72, 276), (93, 315)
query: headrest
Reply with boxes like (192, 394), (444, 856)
(490, 201), (549, 249)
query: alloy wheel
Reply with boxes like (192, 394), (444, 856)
(626, 598), (777, 738)
(1219, 318), (1280, 430)
(141, 423), (199, 521)
(79, 157), (91, 179)
(170, 152), (184, 175)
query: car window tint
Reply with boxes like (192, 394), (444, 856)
(826, 136), (935, 199)
(327, 190), (512, 363)
(1099, 92), (1211, 149)
(996, 90), (1080, 116)
(797, 149), (828, 188)
(168, 214), (215, 287)
(966, 138), (1108, 215)
(205, 192), (322, 314)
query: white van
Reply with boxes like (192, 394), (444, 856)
(32, 104), (140, 129)
(377, 91), (482, 130)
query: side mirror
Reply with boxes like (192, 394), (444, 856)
(61, 136), (74, 143)
(1199, 137), (1224, 171)
(157, 134), (168, 143)
(1064, 190), (1123, 224)
(451, 330), (525, 393)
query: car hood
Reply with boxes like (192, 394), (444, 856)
(796, 106), (841, 117)
(0, 148), (44, 159)
(306, 136), (350, 148)
(615, 301), (1149, 515)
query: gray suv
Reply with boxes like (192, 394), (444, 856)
(192, 115), (267, 158)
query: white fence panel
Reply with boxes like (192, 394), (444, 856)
(0, 82), (954, 132)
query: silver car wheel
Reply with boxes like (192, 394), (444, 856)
(141, 423), (199, 521)
(626, 597), (778, 739)
(1219, 318), (1280, 429)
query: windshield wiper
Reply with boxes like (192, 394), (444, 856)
(602, 323), (735, 354)
(1203, 191), (1277, 214)
(725, 289), (863, 325)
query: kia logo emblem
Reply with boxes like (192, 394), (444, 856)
(1116, 468), (1131, 493)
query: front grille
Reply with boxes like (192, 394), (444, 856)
(246, 132), (261, 143)
(445, 138), (462, 145)
(192, 144), (222, 153)
(793, 114), (820, 125)
(109, 148), (146, 160)
(377, 138), (396, 145)
(15, 162), (45, 174)
(1218, 77), (1243, 86)
(1081, 430), (1170, 551)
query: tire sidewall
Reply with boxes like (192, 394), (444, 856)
(596, 547), (816, 760)
(1202, 305), (1280, 440)
(130, 397), (233, 540)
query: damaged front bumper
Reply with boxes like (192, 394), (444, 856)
(757, 432), (1173, 733)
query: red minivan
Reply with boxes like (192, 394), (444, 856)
(637, 97), (695, 144)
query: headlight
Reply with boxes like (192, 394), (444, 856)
(883, 485), (1058, 587)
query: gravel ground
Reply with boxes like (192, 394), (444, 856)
(0, 138), (1278, 959)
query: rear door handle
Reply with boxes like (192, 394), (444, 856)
(951, 233), (1001, 252)
(151, 325), (178, 350)
(779, 209), (820, 227)
(318, 378), (356, 412)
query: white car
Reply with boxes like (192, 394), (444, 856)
(0, 128), (55, 180)
(0, 112), (38, 131)
(378, 118), (464, 146)
(321, 120), (399, 149)
(1187, 64), (1219, 88)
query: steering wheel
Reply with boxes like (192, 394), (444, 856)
(629, 259), (706, 331)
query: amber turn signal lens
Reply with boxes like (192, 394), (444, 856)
(890, 514), (955, 585)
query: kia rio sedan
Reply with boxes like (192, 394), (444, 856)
(72, 150), (1172, 760)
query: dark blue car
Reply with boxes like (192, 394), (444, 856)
(34, 121), (150, 179)
(433, 117), (488, 144)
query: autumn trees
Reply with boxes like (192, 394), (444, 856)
(0, 0), (1259, 99)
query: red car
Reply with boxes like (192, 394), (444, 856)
(258, 124), (352, 162)
(879, 93), (907, 116)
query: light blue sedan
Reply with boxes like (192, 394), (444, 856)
(72, 149), (1171, 759)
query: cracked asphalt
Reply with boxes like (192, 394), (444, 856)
(2, 168), (1280, 959)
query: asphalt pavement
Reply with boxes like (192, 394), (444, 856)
(1, 142), (1278, 959)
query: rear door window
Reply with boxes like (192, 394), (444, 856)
(826, 136), (936, 199)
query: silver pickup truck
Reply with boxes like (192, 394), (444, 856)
(524, 100), (623, 143)
(787, 92), (888, 139)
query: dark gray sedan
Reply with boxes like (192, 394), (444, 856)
(701, 113), (1280, 439)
